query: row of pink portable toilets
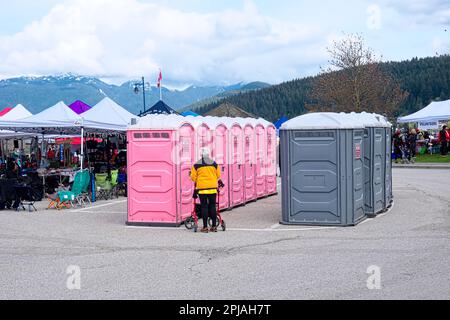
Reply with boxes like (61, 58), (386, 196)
(126, 114), (278, 226)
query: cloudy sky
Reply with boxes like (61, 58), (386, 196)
(0, 0), (448, 87)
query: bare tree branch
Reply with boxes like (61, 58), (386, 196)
(307, 33), (408, 117)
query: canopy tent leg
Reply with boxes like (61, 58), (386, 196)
(40, 133), (45, 167)
(0, 140), (4, 163)
(81, 126), (84, 171)
(41, 133), (45, 193)
(20, 138), (24, 168)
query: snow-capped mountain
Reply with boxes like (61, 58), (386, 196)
(0, 74), (271, 115)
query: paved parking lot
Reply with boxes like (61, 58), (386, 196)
(0, 168), (449, 300)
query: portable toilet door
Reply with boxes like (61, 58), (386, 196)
(266, 124), (278, 196)
(355, 112), (389, 216)
(212, 123), (230, 210)
(230, 123), (245, 207)
(361, 125), (385, 217)
(177, 123), (196, 223)
(197, 122), (213, 158)
(127, 125), (178, 226)
(244, 123), (256, 202)
(255, 124), (266, 198)
(384, 120), (393, 208)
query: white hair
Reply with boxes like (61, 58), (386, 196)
(201, 147), (211, 158)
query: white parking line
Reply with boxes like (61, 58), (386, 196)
(70, 200), (127, 212)
(77, 211), (126, 214)
(125, 224), (337, 232)
(125, 226), (182, 231)
(126, 226), (338, 233)
(227, 227), (337, 232)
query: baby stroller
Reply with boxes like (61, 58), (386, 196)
(185, 181), (226, 233)
(400, 144), (415, 164)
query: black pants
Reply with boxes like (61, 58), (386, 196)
(410, 143), (416, 158)
(199, 194), (217, 229)
(441, 141), (448, 155)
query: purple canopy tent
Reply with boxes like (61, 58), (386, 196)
(69, 100), (91, 115)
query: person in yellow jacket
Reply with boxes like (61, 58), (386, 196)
(191, 147), (221, 233)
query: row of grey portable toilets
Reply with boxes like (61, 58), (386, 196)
(280, 112), (393, 226)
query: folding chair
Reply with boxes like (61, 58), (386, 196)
(110, 169), (119, 199)
(48, 170), (91, 209)
(95, 173), (112, 201)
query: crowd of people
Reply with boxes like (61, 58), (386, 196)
(392, 124), (450, 163)
(439, 124), (449, 156)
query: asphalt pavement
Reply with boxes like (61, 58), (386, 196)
(0, 169), (449, 300)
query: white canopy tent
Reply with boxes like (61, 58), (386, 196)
(0, 99), (135, 170)
(81, 97), (136, 130)
(1, 104), (33, 121)
(0, 104), (35, 161)
(398, 100), (450, 123)
(0, 101), (81, 134)
(0, 101), (86, 168)
(0, 104), (34, 138)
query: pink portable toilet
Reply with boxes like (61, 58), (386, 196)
(204, 117), (230, 211)
(266, 122), (278, 196)
(127, 115), (197, 226)
(243, 122), (256, 202)
(255, 123), (267, 198)
(229, 121), (245, 207)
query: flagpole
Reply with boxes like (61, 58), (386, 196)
(159, 69), (162, 101)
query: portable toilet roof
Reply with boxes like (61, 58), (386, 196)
(233, 117), (252, 128)
(258, 117), (274, 128)
(347, 112), (391, 128)
(373, 113), (392, 128)
(281, 113), (364, 130)
(130, 114), (187, 130)
(223, 117), (242, 129)
(203, 116), (229, 129)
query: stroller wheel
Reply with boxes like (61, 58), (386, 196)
(221, 221), (226, 232)
(208, 217), (220, 227)
(193, 224), (198, 233)
(185, 217), (194, 230)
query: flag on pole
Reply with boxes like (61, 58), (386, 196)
(157, 70), (162, 88)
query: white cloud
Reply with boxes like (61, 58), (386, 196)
(366, 4), (382, 30)
(432, 36), (450, 55)
(380, 0), (450, 26)
(0, 0), (327, 85)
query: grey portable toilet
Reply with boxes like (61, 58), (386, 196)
(280, 113), (366, 226)
(349, 112), (390, 217)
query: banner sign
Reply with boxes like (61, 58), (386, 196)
(418, 121), (439, 130)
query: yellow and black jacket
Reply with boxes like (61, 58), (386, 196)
(190, 157), (221, 194)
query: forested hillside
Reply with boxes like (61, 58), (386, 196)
(197, 55), (450, 122)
